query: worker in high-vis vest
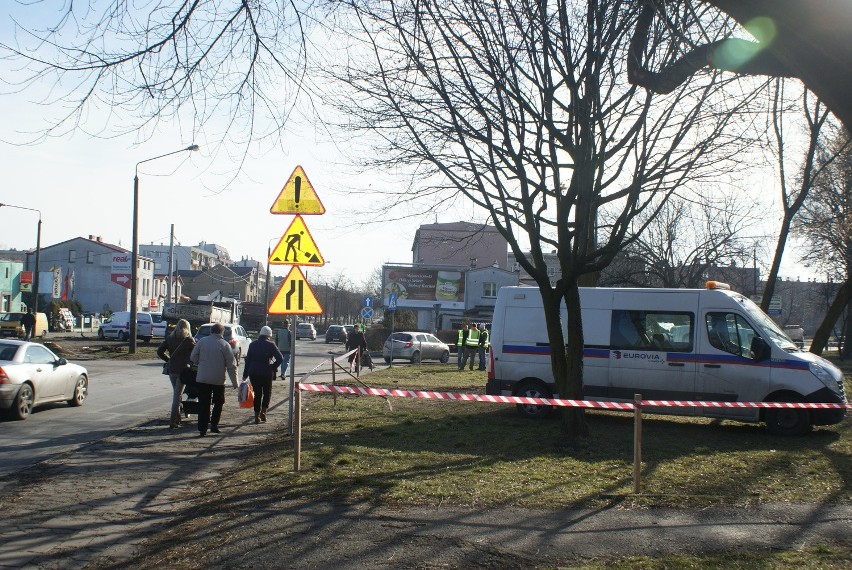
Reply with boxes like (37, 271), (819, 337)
(456, 323), (469, 370)
(478, 324), (490, 371)
(462, 323), (480, 370)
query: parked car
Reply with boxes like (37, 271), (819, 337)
(382, 331), (451, 364)
(195, 323), (252, 365)
(325, 325), (348, 344)
(0, 312), (49, 339)
(296, 322), (317, 341)
(0, 340), (89, 420)
(97, 311), (154, 342)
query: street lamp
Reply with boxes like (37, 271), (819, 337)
(0, 203), (41, 315)
(130, 144), (199, 353)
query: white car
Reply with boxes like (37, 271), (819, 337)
(0, 340), (89, 420)
(195, 323), (252, 365)
(382, 332), (451, 364)
(149, 312), (167, 338)
(97, 311), (154, 342)
(296, 322), (317, 340)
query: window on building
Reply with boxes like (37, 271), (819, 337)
(87, 251), (94, 264)
(69, 249), (76, 262)
(4, 267), (8, 278)
(483, 282), (497, 298)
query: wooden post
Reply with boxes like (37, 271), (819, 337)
(633, 393), (642, 494)
(332, 354), (337, 407)
(294, 380), (302, 472)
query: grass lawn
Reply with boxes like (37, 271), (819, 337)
(224, 363), (851, 510)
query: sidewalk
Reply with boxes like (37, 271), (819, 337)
(1, 380), (850, 568)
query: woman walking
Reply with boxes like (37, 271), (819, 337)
(157, 319), (196, 429)
(346, 324), (371, 372)
(243, 326), (284, 424)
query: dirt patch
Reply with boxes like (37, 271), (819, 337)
(42, 333), (161, 361)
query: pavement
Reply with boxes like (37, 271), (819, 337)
(1, 367), (850, 568)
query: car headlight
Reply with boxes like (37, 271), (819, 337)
(810, 362), (841, 392)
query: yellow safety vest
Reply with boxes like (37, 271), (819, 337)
(466, 329), (480, 347)
(480, 330), (489, 349)
(457, 329), (465, 346)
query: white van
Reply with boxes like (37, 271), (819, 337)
(487, 283), (847, 435)
(97, 311), (154, 342)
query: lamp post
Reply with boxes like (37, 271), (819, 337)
(130, 144), (199, 353)
(0, 203), (41, 315)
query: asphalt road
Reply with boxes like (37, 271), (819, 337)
(0, 336), (347, 482)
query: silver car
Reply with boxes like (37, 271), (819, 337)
(195, 323), (252, 365)
(382, 332), (451, 364)
(0, 340), (89, 420)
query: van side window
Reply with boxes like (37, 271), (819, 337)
(610, 310), (693, 352)
(705, 313), (759, 359)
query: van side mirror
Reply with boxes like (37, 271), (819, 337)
(751, 337), (770, 361)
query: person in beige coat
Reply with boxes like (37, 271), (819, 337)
(190, 323), (238, 437)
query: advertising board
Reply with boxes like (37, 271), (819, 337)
(382, 266), (465, 310)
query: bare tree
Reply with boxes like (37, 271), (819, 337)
(758, 83), (831, 313)
(628, 1), (852, 129)
(793, 126), (852, 354)
(600, 193), (756, 288)
(0, 2), (313, 169)
(325, 0), (760, 438)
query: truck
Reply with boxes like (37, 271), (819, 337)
(162, 299), (240, 331)
(239, 301), (267, 334)
(487, 282), (847, 435)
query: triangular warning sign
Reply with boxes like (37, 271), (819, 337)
(269, 215), (325, 266)
(268, 267), (323, 315)
(270, 165), (326, 215)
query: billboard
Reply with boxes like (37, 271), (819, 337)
(382, 266), (465, 310)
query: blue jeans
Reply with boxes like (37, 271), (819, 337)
(277, 352), (291, 379)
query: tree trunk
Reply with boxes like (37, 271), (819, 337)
(809, 280), (850, 355)
(560, 282), (588, 438)
(760, 216), (791, 313)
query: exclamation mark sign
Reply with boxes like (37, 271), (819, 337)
(294, 176), (301, 210)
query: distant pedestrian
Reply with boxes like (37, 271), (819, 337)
(157, 319), (196, 429)
(243, 326), (283, 424)
(478, 324), (490, 371)
(461, 323), (480, 370)
(21, 309), (35, 341)
(190, 322), (238, 437)
(346, 324), (370, 372)
(456, 323), (469, 370)
(275, 320), (292, 380)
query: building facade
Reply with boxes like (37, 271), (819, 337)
(412, 221), (509, 270)
(0, 258), (25, 312)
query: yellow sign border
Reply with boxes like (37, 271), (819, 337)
(269, 165), (326, 215)
(268, 266), (323, 315)
(269, 215), (326, 266)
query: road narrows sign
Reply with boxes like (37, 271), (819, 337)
(268, 266), (323, 315)
(270, 165), (326, 215)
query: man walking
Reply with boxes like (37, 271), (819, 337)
(21, 309), (36, 341)
(275, 320), (292, 380)
(190, 323), (238, 437)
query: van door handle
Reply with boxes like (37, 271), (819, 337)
(704, 364), (721, 368)
(668, 362), (684, 367)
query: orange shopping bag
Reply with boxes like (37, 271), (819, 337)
(238, 380), (254, 409)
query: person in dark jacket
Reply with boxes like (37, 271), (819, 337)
(21, 310), (36, 341)
(157, 319), (196, 429)
(243, 326), (284, 424)
(346, 324), (370, 372)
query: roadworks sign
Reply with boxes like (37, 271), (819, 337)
(269, 215), (325, 266)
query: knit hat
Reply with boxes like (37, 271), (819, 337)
(260, 326), (273, 337)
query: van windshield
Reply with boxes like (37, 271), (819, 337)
(0, 313), (22, 322)
(737, 295), (798, 351)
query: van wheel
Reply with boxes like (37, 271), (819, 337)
(98, 329), (105, 340)
(118, 331), (128, 341)
(384, 357), (391, 364)
(40, 330), (47, 338)
(515, 380), (552, 419)
(766, 407), (811, 436)
(440, 350), (450, 363)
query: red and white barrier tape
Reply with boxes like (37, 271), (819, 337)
(298, 382), (851, 410)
